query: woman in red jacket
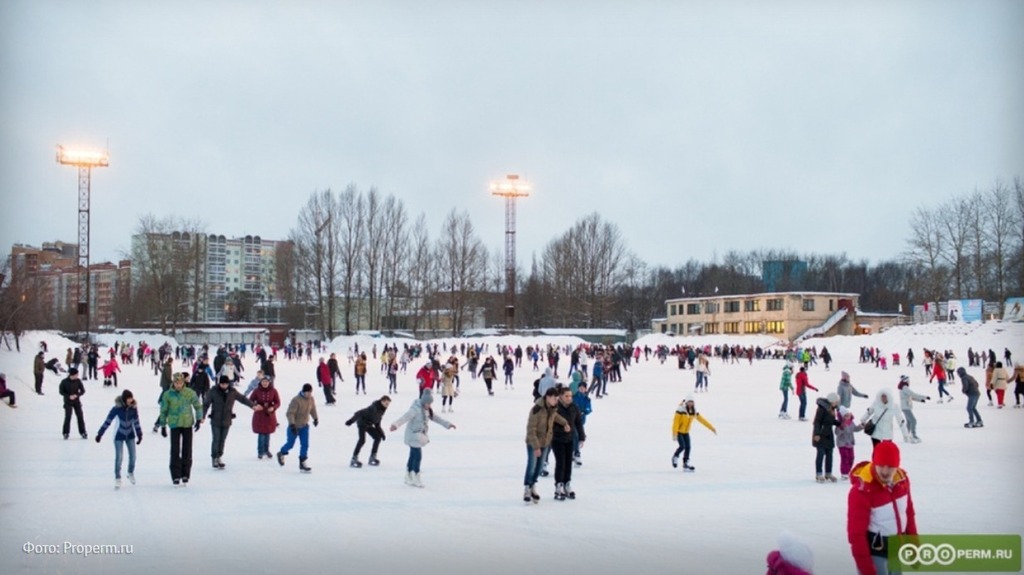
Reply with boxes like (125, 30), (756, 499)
(847, 441), (917, 575)
(250, 376), (281, 459)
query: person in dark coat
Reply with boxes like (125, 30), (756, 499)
(551, 386), (586, 500)
(34, 351), (46, 394)
(812, 392), (840, 483)
(956, 367), (983, 428)
(190, 357), (213, 403)
(59, 368), (87, 439)
(345, 395), (392, 467)
(249, 376), (280, 459)
(203, 376), (259, 468)
(327, 353), (342, 390)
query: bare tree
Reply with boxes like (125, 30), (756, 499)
(983, 180), (1017, 301)
(293, 191), (337, 338)
(436, 209), (487, 335)
(903, 206), (949, 305)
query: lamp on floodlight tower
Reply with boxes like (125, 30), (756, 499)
(489, 174), (531, 333)
(56, 145), (109, 343)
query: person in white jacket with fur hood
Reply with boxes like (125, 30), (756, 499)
(860, 389), (906, 447)
(389, 388), (456, 487)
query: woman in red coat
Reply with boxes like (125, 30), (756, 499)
(249, 376), (281, 459)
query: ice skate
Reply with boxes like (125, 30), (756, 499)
(682, 461), (695, 472)
(350, 458), (363, 468)
(840, 474), (849, 480)
(573, 454), (582, 467)
(554, 483), (566, 501)
(368, 455), (380, 466)
(411, 472), (423, 487)
(405, 471), (415, 485)
(565, 481), (576, 500)
(523, 486), (532, 503)
(127, 473), (135, 485)
(672, 455), (679, 468)
(115, 478), (122, 489)
(276, 451), (286, 466)
(825, 474), (838, 483)
(973, 421), (984, 428)
(299, 457), (312, 473)
(529, 483), (540, 502)
(815, 475), (825, 483)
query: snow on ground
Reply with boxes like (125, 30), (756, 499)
(1, 324), (1022, 575)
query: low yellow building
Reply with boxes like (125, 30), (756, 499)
(652, 292), (861, 342)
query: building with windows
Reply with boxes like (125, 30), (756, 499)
(130, 232), (286, 324)
(652, 291), (862, 342)
(8, 243), (130, 328)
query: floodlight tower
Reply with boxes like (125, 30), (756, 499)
(489, 174), (531, 333)
(56, 145), (109, 342)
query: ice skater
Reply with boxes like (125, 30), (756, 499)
(95, 389), (143, 488)
(671, 394), (717, 471)
(389, 388), (456, 488)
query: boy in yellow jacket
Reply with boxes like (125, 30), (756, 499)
(671, 394), (716, 471)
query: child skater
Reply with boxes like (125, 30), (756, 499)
(835, 406), (863, 480)
(671, 393), (717, 471)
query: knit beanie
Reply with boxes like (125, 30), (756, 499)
(872, 440), (900, 467)
(420, 387), (434, 405)
(840, 371), (850, 382)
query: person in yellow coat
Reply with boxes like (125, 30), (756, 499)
(671, 394), (716, 471)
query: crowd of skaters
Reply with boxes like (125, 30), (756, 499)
(12, 335), (1024, 574)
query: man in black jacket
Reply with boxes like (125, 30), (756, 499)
(203, 376), (259, 469)
(552, 386), (586, 500)
(59, 368), (87, 439)
(345, 396), (391, 467)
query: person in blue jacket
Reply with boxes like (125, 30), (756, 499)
(95, 389), (143, 488)
(572, 382), (592, 465)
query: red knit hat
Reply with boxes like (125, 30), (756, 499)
(872, 440), (900, 467)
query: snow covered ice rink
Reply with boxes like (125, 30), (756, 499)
(1, 323), (1021, 575)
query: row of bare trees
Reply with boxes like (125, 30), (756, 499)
(283, 186), (490, 337)
(905, 178), (1023, 305)
(4, 176), (1021, 338)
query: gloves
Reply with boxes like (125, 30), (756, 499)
(381, 432), (386, 441)
(313, 419), (319, 427)
(345, 418), (354, 426)
(136, 435), (143, 445)
(95, 435), (102, 443)
(193, 421), (201, 432)
(926, 396), (932, 401)
(160, 426), (168, 438)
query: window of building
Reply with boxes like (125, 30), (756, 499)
(744, 321), (763, 334)
(670, 304), (677, 316)
(705, 302), (720, 314)
(802, 299), (815, 312)
(744, 300), (761, 312)
(686, 303), (702, 315)
(724, 301), (740, 313)
(829, 299), (834, 312)
(723, 322), (739, 334)
(766, 321), (785, 334)
(767, 298), (784, 311)
(705, 323), (720, 334)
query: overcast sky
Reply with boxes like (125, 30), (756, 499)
(2, 0), (1022, 271)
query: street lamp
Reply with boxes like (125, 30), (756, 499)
(490, 174), (531, 333)
(56, 144), (109, 343)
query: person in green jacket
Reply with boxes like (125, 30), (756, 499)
(778, 364), (794, 420)
(158, 373), (204, 486)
